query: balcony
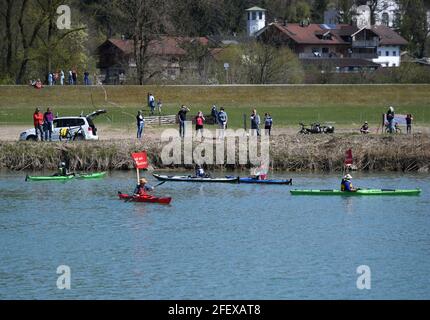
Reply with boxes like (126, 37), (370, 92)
(350, 53), (378, 59)
(352, 40), (379, 48)
(299, 53), (335, 59)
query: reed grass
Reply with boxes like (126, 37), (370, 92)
(1, 134), (429, 172)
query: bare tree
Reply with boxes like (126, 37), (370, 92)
(116, 0), (170, 85)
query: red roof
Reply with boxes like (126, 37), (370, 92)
(260, 23), (408, 46)
(104, 37), (210, 56)
(266, 23), (352, 45)
(370, 25), (409, 46)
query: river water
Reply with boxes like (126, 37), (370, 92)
(0, 171), (429, 300)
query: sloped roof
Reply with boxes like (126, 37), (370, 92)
(101, 37), (210, 56)
(261, 23), (352, 45)
(246, 6), (266, 11)
(371, 25), (408, 46)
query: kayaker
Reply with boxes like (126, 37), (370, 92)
(195, 164), (206, 178)
(134, 178), (154, 196)
(55, 162), (74, 177)
(341, 174), (357, 192)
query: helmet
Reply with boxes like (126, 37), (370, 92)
(344, 174), (352, 180)
(389, 106), (394, 112)
(139, 178), (148, 184)
(60, 162), (66, 167)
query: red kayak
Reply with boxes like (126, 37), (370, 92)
(118, 192), (172, 205)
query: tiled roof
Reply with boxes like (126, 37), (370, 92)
(265, 23), (353, 45)
(259, 23), (408, 46)
(370, 25), (408, 46)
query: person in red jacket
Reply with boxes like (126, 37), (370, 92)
(33, 107), (44, 141)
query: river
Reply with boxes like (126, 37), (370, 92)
(0, 171), (429, 299)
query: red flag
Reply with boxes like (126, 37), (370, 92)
(132, 152), (148, 169)
(344, 149), (353, 166)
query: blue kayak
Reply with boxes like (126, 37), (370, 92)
(227, 176), (293, 185)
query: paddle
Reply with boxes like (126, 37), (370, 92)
(153, 181), (167, 188)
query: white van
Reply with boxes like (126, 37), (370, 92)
(19, 110), (107, 141)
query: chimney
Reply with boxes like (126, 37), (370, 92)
(121, 35), (126, 41)
(284, 19), (288, 27)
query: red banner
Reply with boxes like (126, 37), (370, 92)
(132, 152), (148, 169)
(344, 149), (353, 166)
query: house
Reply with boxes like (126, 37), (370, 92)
(352, 25), (408, 67)
(256, 22), (408, 71)
(97, 36), (211, 84)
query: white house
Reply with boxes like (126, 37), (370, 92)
(351, 25), (408, 67)
(246, 6), (266, 36)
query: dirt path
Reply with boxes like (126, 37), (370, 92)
(1, 124), (428, 142)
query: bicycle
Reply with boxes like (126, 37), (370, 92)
(59, 126), (85, 141)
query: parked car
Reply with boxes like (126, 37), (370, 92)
(19, 110), (107, 141)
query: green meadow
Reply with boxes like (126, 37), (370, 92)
(0, 84), (429, 128)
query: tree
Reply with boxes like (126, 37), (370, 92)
(115, 0), (171, 85)
(398, 0), (429, 57)
(336, 0), (356, 24)
(216, 41), (304, 84)
(312, 0), (330, 23)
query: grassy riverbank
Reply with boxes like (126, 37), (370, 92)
(1, 134), (429, 172)
(1, 85), (430, 128)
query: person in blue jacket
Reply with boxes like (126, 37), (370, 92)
(341, 174), (357, 192)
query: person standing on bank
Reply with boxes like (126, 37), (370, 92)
(406, 114), (413, 134)
(386, 106), (395, 134)
(264, 113), (273, 136)
(250, 109), (261, 136)
(178, 105), (190, 138)
(33, 108), (44, 141)
(43, 107), (54, 141)
(217, 107), (228, 140)
(157, 99), (163, 114)
(195, 111), (205, 138)
(136, 111), (145, 139)
(148, 93), (155, 115)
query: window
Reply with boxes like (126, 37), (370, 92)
(252, 12), (256, 20)
(259, 12), (263, 20)
(392, 51), (397, 56)
(378, 51), (381, 56)
(54, 118), (85, 128)
(386, 51), (389, 56)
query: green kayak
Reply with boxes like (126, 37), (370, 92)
(290, 189), (421, 196)
(26, 172), (106, 181)
(26, 175), (75, 182)
(77, 172), (107, 179)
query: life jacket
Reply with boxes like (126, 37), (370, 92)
(341, 179), (353, 191)
(196, 117), (203, 126)
(60, 128), (69, 138)
(196, 168), (205, 177)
